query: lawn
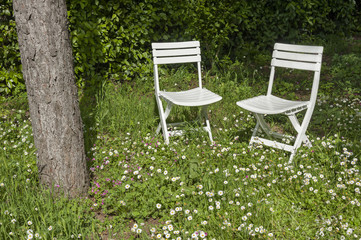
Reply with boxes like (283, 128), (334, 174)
(1, 36), (361, 239)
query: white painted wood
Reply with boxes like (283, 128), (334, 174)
(152, 41), (222, 144)
(154, 55), (201, 65)
(273, 50), (322, 63)
(202, 106), (213, 143)
(237, 42), (323, 163)
(156, 102), (172, 134)
(152, 41), (200, 49)
(153, 48), (200, 57)
(237, 95), (309, 115)
(274, 43), (323, 54)
(250, 137), (294, 152)
(272, 59), (321, 71)
(160, 87), (222, 107)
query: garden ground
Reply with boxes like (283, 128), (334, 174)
(0, 35), (361, 239)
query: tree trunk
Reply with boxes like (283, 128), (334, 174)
(13, 0), (89, 197)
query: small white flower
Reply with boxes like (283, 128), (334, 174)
(156, 203), (162, 209)
(48, 226), (53, 231)
(168, 224), (174, 231)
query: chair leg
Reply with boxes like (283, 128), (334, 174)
(202, 106), (214, 144)
(288, 114), (312, 148)
(288, 110), (314, 162)
(288, 151), (296, 164)
(251, 121), (260, 138)
(250, 114), (270, 146)
(156, 97), (170, 144)
(249, 120), (260, 146)
(156, 102), (173, 135)
(255, 114), (272, 138)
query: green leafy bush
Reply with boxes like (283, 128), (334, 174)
(331, 53), (361, 95)
(1, 0), (361, 96)
(0, 0), (24, 95)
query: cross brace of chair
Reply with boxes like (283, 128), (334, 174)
(251, 113), (312, 163)
(156, 100), (213, 144)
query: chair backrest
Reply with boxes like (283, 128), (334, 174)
(152, 41), (202, 94)
(267, 43), (323, 103)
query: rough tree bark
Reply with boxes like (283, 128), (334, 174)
(13, 0), (89, 197)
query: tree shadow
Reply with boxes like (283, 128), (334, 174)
(79, 82), (102, 163)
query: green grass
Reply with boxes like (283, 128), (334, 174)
(1, 36), (361, 239)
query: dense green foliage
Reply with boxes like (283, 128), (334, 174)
(1, 0), (361, 94)
(0, 0), (23, 95)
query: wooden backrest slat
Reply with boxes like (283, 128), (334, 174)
(272, 59), (321, 71)
(153, 48), (200, 57)
(152, 41), (200, 49)
(154, 55), (201, 65)
(273, 51), (322, 63)
(274, 43), (323, 54)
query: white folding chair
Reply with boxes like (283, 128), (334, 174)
(237, 43), (323, 163)
(152, 41), (222, 144)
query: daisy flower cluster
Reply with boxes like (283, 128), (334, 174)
(1, 76), (360, 239)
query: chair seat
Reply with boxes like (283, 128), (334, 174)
(160, 87), (222, 107)
(236, 95), (309, 114)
